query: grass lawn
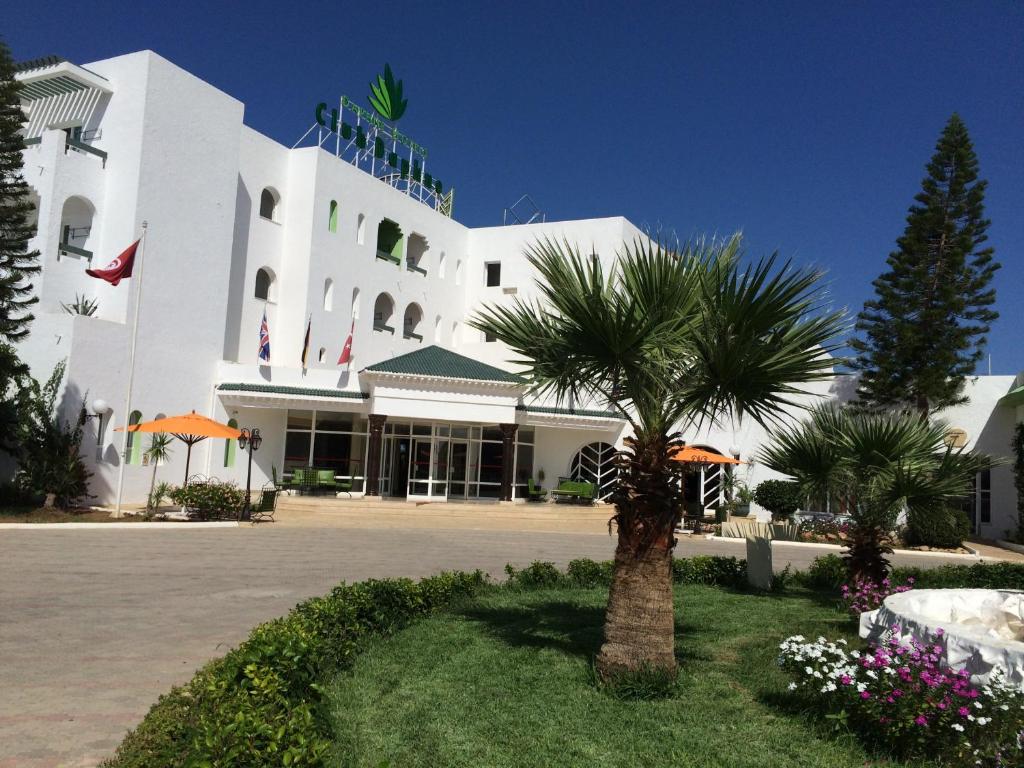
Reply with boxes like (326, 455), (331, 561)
(328, 584), (926, 768)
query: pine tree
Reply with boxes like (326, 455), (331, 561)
(0, 39), (40, 343)
(852, 114), (1000, 416)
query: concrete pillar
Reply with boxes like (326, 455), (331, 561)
(365, 414), (387, 496)
(745, 534), (774, 591)
(499, 423), (518, 502)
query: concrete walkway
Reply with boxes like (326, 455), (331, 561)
(0, 516), (1015, 767)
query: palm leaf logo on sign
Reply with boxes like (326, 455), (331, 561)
(368, 64), (408, 122)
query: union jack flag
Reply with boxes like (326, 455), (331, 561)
(258, 310), (271, 363)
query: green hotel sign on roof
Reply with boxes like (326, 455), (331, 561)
(313, 64), (442, 195)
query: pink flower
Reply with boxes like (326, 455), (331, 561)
(860, 691), (871, 700)
(958, 707), (970, 717)
(840, 675), (852, 685)
(915, 715), (928, 726)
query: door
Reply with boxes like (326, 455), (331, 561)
(389, 438), (410, 498)
(408, 438), (432, 497)
(448, 441), (469, 500)
(433, 439), (449, 499)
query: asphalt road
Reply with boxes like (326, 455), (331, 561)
(0, 526), (985, 768)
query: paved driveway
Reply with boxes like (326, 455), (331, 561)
(0, 525), (990, 767)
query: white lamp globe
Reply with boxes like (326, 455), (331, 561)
(728, 444), (741, 458)
(92, 398), (111, 415)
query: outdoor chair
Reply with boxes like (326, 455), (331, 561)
(316, 469), (338, 495)
(526, 478), (548, 502)
(288, 468), (316, 495)
(250, 484), (278, 524)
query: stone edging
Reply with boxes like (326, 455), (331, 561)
(705, 535), (981, 561)
(997, 540), (1024, 556)
(0, 521), (241, 530)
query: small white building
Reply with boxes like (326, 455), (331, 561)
(10, 51), (1023, 537)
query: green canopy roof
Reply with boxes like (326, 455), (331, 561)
(363, 345), (524, 384)
(998, 385), (1024, 408)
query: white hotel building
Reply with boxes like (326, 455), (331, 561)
(11, 50), (1024, 536)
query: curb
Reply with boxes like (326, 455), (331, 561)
(705, 535), (982, 561)
(996, 540), (1024, 556)
(0, 522), (240, 530)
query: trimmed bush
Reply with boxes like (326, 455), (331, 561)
(567, 557), (614, 587)
(102, 570), (487, 768)
(672, 555), (746, 587)
(753, 479), (803, 521)
(799, 554), (848, 591)
(892, 561), (1024, 591)
(903, 506), (971, 549)
(504, 561), (563, 589)
(168, 479), (245, 521)
(505, 557), (748, 590)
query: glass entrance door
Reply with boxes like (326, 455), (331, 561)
(407, 438), (433, 498)
(448, 440), (469, 500)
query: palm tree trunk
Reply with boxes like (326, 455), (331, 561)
(595, 433), (682, 680)
(595, 529), (676, 678)
(147, 459), (158, 512)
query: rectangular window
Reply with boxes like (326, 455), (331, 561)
(485, 262), (501, 287)
(979, 469), (991, 524)
(484, 331), (497, 343)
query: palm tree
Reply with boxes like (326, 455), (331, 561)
(759, 404), (988, 582)
(144, 433), (173, 512)
(471, 235), (844, 680)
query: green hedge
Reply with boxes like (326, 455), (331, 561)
(102, 571), (487, 768)
(505, 556), (746, 590)
(793, 554), (1024, 593)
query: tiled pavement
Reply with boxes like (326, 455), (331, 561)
(0, 523), (1006, 767)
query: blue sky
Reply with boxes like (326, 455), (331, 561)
(8, 0), (1022, 373)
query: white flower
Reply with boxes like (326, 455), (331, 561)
(788, 682), (798, 691)
(976, 717), (989, 726)
(952, 723), (965, 732)
(973, 702), (983, 710)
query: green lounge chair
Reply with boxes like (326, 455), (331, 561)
(316, 469), (338, 495)
(527, 478), (547, 502)
(551, 479), (597, 504)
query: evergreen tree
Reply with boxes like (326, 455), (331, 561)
(852, 114), (1000, 416)
(0, 39), (40, 343)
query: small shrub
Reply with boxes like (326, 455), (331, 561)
(0, 481), (39, 508)
(801, 554), (849, 591)
(672, 555), (746, 587)
(504, 561), (564, 589)
(753, 479), (803, 521)
(841, 575), (915, 617)
(903, 506), (972, 549)
(566, 558), (614, 587)
(779, 630), (1024, 765)
(168, 479), (245, 520)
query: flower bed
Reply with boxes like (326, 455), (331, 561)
(779, 630), (1024, 766)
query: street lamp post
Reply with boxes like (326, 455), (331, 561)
(237, 427), (263, 521)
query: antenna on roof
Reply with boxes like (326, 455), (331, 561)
(502, 194), (546, 226)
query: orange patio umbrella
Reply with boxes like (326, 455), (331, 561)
(116, 411), (242, 483)
(669, 446), (743, 465)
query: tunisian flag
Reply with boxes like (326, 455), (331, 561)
(338, 320), (354, 365)
(85, 240), (140, 286)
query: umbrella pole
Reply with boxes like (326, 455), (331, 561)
(184, 443), (193, 484)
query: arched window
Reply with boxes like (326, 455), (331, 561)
(328, 200), (338, 233)
(373, 293), (395, 332)
(376, 219), (403, 263)
(259, 188), (280, 221)
(569, 442), (618, 500)
(455, 259), (463, 286)
(318, 347), (326, 363)
(438, 251), (446, 279)
(407, 233), (428, 273)
(434, 315), (442, 342)
(451, 320), (459, 345)
(351, 287), (361, 319)
(254, 268), (275, 301)
(126, 410), (143, 465)
(323, 278), (334, 311)
(403, 303), (423, 341)
(224, 418), (238, 467)
(356, 213), (366, 245)
(58, 195), (97, 260)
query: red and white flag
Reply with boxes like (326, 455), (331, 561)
(85, 240), (140, 286)
(337, 320), (354, 365)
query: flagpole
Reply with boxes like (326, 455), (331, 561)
(113, 221), (148, 516)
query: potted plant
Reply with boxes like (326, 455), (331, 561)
(753, 479), (803, 540)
